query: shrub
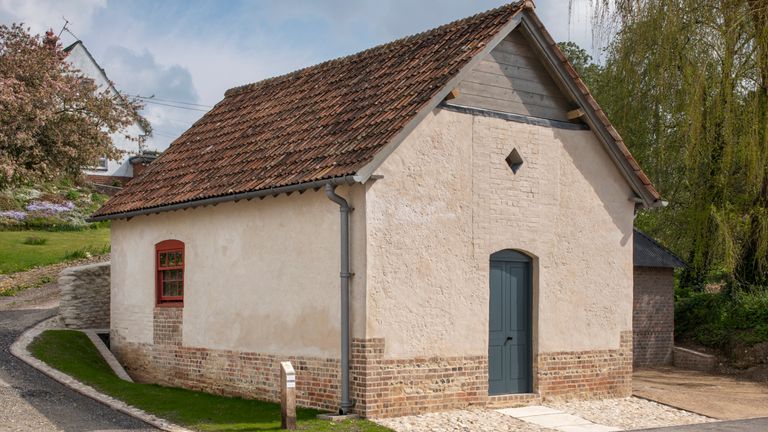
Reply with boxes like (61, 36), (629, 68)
(63, 244), (110, 260)
(676, 288), (768, 349)
(22, 236), (47, 245)
(65, 190), (80, 201)
(0, 194), (20, 211)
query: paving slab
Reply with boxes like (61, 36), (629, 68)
(497, 406), (563, 417)
(523, 413), (593, 428)
(558, 424), (621, 432)
(634, 367), (768, 420)
(497, 405), (618, 432)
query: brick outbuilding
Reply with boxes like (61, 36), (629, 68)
(633, 229), (686, 368)
(91, 2), (664, 418)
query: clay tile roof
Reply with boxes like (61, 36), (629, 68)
(93, 1), (660, 219)
(93, 2), (527, 218)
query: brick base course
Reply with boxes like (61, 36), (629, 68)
(112, 309), (633, 418)
(113, 308), (342, 411)
(536, 331), (633, 400)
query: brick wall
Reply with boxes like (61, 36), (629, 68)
(633, 267), (674, 367)
(537, 331), (633, 399)
(114, 313), (633, 418)
(351, 338), (488, 418)
(59, 262), (110, 329)
(113, 307), (343, 411)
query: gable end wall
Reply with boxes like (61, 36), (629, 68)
(451, 28), (574, 121)
(361, 106), (634, 413)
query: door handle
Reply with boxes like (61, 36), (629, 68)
(505, 336), (514, 344)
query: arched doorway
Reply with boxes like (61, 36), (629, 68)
(488, 250), (532, 395)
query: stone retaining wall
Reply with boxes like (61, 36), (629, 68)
(673, 346), (716, 372)
(59, 262), (110, 329)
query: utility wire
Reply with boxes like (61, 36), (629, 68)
(139, 99), (210, 112)
(130, 94), (213, 109)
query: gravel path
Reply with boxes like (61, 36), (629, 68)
(373, 398), (713, 432)
(0, 307), (157, 431)
(373, 408), (557, 432)
(547, 397), (714, 430)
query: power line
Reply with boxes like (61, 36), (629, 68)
(130, 94), (213, 109)
(139, 99), (210, 112)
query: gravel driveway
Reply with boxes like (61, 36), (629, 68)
(0, 307), (157, 432)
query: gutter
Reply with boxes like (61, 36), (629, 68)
(86, 175), (359, 222)
(324, 184), (355, 415)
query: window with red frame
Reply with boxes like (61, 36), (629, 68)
(156, 240), (184, 305)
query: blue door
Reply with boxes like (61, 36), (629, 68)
(488, 250), (532, 395)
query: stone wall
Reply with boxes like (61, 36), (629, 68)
(673, 347), (716, 372)
(59, 262), (111, 329)
(633, 267), (675, 367)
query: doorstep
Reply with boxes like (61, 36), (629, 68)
(487, 392), (541, 408)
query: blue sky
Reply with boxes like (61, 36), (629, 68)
(0, 0), (598, 150)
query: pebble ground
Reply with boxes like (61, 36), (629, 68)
(374, 408), (557, 432)
(374, 398), (713, 432)
(548, 397), (714, 430)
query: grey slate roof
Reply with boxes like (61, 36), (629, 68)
(634, 229), (686, 268)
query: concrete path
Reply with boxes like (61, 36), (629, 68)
(636, 417), (768, 431)
(497, 406), (621, 432)
(634, 367), (768, 420)
(0, 307), (157, 431)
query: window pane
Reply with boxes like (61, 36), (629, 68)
(159, 253), (166, 266)
(176, 252), (183, 265)
(168, 252), (175, 266)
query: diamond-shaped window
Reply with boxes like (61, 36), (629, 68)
(506, 148), (523, 174)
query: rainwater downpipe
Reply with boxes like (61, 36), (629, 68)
(324, 183), (354, 415)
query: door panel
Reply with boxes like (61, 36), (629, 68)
(488, 255), (531, 395)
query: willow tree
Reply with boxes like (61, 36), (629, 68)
(573, 0), (768, 286)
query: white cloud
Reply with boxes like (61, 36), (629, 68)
(0, 0), (106, 34)
(1, 0), (603, 151)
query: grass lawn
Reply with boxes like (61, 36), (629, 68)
(0, 228), (110, 274)
(30, 330), (392, 432)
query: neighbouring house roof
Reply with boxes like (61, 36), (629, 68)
(63, 41), (150, 135)
(634, 229), (686, 268)
(92, 1), (660, 220)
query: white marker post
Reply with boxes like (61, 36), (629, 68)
(280, 361), (296, 430)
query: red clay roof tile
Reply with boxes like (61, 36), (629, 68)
(94, 1), (658, 218)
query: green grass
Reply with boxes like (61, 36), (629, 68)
(22, 236), (48, 245)
(0, 228), (110, 274)
(30, 330), (391, 432)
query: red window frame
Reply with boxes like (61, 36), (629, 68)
(156, 239), (184, 307)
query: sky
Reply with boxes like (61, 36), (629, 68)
(0, 0), (599, 151)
